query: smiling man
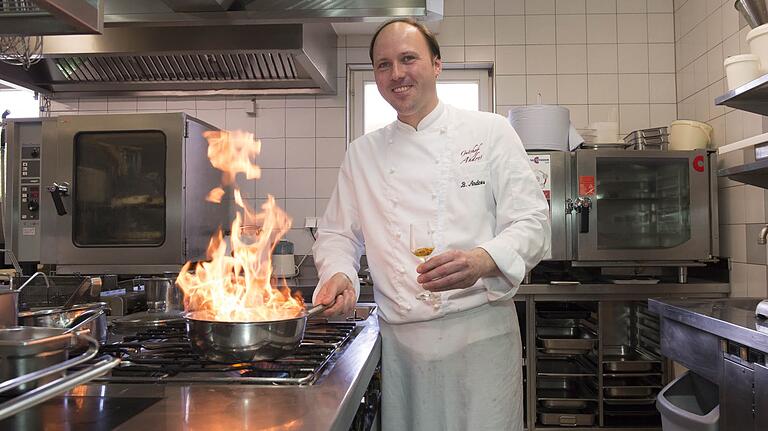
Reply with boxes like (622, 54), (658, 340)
(312, 18), (551, 430)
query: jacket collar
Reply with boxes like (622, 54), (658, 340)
(395, 101), (446, 133)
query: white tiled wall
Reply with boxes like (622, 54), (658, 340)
(471, 0), (678, 131)
(674, 0), (768, 297)
(45, 0), (678, 254)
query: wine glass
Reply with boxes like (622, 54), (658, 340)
(410, 222), (440, 305)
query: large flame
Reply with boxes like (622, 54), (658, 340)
(176, 130), (304, 322)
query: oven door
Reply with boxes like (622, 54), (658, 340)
(40, 113), (184, 267)
(527, 151), (571, 260)
(572, 149), (712, 262)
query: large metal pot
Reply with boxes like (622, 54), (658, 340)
(0, 288), (18, 329)
(18, 303), (108, 344)
(184, 303), (327, 363)
(0, 327), (77, 395)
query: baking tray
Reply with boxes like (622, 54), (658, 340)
(538, 408), (596, 427)
(536, 303), (594, 320)
(603, 376), (661, 399)
(602, 345), (660, 373)
(537, 377), (597, 400)
(603, 397), (658, 406)
(537, 326), (597, 355)
(603, 403), (660, 414)
(604, 386), (658, 398)
(638, 316), (660, 331)
(538, 356), (597, 376)
(539, 399), (594, 409)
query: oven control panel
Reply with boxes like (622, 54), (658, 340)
(20, 146), (41, 221)
(7, 119), (45, 264)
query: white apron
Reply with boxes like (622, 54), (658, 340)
(379, 299), (524, 431)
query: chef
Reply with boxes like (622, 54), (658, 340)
(312, 18), (550, 431)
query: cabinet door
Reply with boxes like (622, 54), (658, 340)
(755, 363), (768, 431)
(721, 359), (754, 430)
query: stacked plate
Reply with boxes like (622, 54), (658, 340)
(578, 128), (626, 149)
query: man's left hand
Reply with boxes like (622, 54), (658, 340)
(417, 248), (501, 292)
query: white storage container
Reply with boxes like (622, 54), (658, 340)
(656, 371), (719, 431)
(747, 23), (768, 71)
(724, 54), (762, 90)
(669, 120), (713, 150)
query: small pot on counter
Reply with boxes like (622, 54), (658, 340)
(132, 276), (184, 313)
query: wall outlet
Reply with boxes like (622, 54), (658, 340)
(304, 217), (319, 228)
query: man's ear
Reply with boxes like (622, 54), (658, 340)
(433, 57), (442, 77)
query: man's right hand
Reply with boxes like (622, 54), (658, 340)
(315, 272), (356, 317)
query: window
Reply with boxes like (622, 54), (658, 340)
(0, 80), (39, 118)
(350, 68), (492, 140)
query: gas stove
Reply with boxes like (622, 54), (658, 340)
(1, 305), (381, 431)
(94, 320), (357, 386)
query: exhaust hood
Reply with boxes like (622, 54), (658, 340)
(0, 0), (443, 97)
(0, 24), (338, 97)
(0, 0), (103, 35)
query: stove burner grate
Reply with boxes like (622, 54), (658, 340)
(94, 321), (356, 385)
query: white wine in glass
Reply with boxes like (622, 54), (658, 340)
(410, 222), (440, 304)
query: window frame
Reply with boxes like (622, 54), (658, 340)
(349, 66), (493, 140)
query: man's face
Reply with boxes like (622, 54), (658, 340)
(371, 22), (442, 125)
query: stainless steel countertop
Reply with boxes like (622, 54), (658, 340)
(291, 280), (730, 302)
(649, 297), (768, 353)
(517, 281), (729, 297)
(0, 305), (382, 431)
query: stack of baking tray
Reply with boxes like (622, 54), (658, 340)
(623, 127), (669, 150)
(535, 302), (599, 427)
(636, 304), (662, 357)
(601, 345), (663, 425)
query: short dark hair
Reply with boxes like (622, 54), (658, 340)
(368, 18), (441, 64)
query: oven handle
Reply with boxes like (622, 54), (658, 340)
(47, 182), (70, 216)
(575, 197), (591, 233)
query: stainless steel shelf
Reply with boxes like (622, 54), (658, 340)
(717, 157), (768, 188)
(715, 73), (768, 116)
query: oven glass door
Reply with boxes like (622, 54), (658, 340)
(574, 150), (711, 261)
(73, 131), (166, 246)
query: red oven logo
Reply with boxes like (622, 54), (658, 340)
(693, 155), (705, 172)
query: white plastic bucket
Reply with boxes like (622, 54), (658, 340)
(724, 54), (761, 90)
(669, 120), (713, 150)
(746, 23), (768, 71)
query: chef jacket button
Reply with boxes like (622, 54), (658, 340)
(395, 231), (402, 238)
(388, 139), (393, 144)
(389, 168), (395, 174)
(434, 159), (439, 164)
(440, 127), (447, 134)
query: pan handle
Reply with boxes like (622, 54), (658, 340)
(305, 298), (338, 318)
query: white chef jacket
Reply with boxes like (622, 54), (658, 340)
(312, 101), (550, 324)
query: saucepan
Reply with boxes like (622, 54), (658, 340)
(18, 302), (109, 344)
(0, 272), (51, 328)
(184, 303), (329, 362)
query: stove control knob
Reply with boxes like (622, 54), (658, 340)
(27, 200), (39, 211)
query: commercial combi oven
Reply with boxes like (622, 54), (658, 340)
(528, 149), (718, 265)
(3, 113), (229, 274)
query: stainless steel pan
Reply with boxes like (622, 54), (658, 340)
(184, 303), (328, 362)
(18, 302), (108, 343)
